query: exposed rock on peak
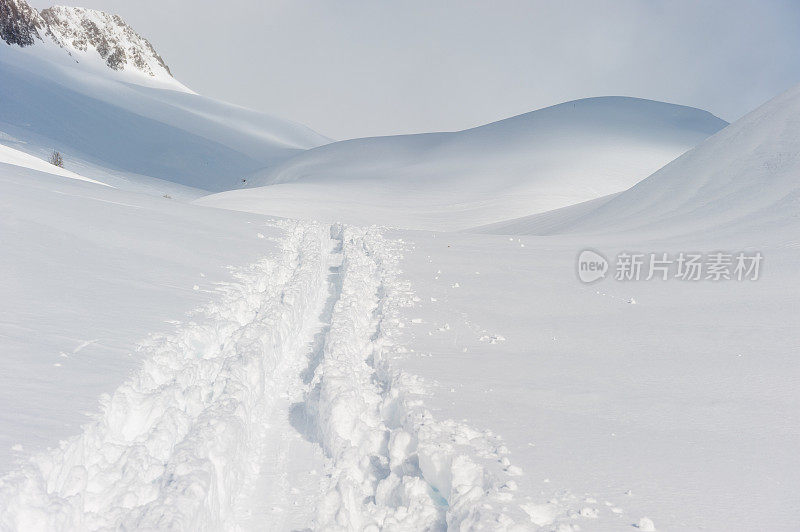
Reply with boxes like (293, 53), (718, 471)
(0, 0), (45, 46)
(41, 6), (172, 78)
(0, 0), (173, 79)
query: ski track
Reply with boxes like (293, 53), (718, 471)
(0, 221), (530, 531)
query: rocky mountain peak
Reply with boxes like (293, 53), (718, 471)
(1, 0), (172, 79)
(41, 6), (172, 77)
(0, 0), (45, 46)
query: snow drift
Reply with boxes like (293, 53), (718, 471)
(477, 83), (800, 242)
(199, 97), (726, 230)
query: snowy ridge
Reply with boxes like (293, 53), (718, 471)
(306, 226), (525, 530)
(0, 220), (332, 530)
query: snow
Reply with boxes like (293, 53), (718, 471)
(0, 36), (329, 196)
(198, 97), (726, 231)
(0, 219), (333, 529)
(0, 165), (287, 477)
(302, 226), (528, 530)
(0, 7), (798, 530)
(0, 143), (107, 186)
(476, 84), (800, 241)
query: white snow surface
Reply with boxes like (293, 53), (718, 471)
(0, 38), (329, 195)
(476, 82), (800, 241)
(199, 97), (726, 231)
(0, 143), (107, 185)
(0, 175), (531, 529)
(0, 22), (798, 531)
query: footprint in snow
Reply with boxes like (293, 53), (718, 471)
(479, 334), (506, 344)
(635, 517), (657, 531)
(580, 507), (599, 518)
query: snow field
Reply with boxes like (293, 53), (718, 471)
(0, 220), (333, 530)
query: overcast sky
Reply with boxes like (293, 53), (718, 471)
(29, 0), (800, 140)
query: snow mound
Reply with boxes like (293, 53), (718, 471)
(476, 83), (800, 241)
(199, 97), (726, 230)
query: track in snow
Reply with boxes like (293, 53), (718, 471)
(0, 221), (529, 531)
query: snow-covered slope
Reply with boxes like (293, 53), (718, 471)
(0, 142), (106, 185)
(477, 83), (800, 242)
(0, 163), (291, 480)
(0, 0), (329, 195)
(368, 83), (800, 530)
(199, 97), (726, 230)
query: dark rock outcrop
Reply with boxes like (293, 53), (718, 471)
(0, 0), (44, 46)
(1, 0), (172, 78)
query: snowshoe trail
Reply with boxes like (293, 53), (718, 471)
(0, 221), (528, 531)
(298, 225), (528, 531)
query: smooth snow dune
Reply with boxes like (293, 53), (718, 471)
(0, 143), (107, 186)
(476, 83), (800, 242)
(198, 96), (726, 230)
(0, 42), (329, 194)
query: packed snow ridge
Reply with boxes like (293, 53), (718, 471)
(0, 221), (527, 530)
(1, 0), (172, 79)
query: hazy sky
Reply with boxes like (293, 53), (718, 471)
(29, 0), (800, 140)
